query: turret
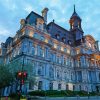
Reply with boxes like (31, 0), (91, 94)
(69, 5), (82, 31)
(69, 5), (84, 46)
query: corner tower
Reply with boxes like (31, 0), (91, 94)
(69, 5), (84, 45)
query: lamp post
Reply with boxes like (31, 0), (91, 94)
(16, 52), (28, 100)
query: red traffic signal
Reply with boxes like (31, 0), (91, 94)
(17, 72), (22, 79)
(18, 72), (22, 76)
(21, 79), (24, 85)
(23, 72), (27, 76)
(16, 71), (27, 80)
(23, 72), (27, 79)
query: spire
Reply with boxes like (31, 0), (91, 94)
(70, 5), (81, 20)
(74, 4), (76, 13)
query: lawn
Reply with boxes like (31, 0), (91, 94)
(0, 97), (26, 100)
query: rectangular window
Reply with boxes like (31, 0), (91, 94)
(58, 83), (61, 90)
(38, 81), (42, 90)
(45, 47), (48, 58)
(77, 71), (82, 82)
(49, 83), (53, 90)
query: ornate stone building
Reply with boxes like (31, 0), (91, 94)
(0, 6), (100, 94)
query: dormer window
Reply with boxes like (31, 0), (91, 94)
(33, 33), (38, 39)
(88, 42), (92, 48)
(68, 40), (72, 45)
(55, 34), (60, 39)
(40, 36), (45, 41)
(37, 23), (43, 30)
(62, 37), (66, 42)
(37, 18), (44, 30)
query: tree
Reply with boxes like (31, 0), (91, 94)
(0, 64), (14, 89)
(0, 56), (36, 96)
(7, 57), (37, 90)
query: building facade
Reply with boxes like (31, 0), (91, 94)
(0, 6), (100, 94)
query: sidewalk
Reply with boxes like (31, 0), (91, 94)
(27, 96), (100, 100)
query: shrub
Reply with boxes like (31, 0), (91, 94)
(28, 90), (45, 96)
(28, 90), (99, 97)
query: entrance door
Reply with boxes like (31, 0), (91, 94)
(96, 86), (99, 92)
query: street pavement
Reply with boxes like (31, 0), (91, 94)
(29, 96), (100, 100)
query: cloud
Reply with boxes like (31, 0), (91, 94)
(0, 25), (11, 36)
(0, 0), (17, 11)
(24, 4), (34, 13)
(0, 0), (99, 48)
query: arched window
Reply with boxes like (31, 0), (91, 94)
(55, 34), (60, 39)
(62, 37), (66, 42)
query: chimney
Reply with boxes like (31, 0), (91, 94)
(42, 8), (49, 24)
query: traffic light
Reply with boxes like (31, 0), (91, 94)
(16, 71), (28, 85)
(18, 72), (22, 76)
(23, 72), (27, 79)
(21, 79), (24, 85)
(16, 72), (22, 80)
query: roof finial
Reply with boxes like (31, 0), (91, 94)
(74, 4), (76, 13)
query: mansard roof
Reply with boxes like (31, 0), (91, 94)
(26, 11), (44, 25)
(47, 22), (69, 33)
(26, 11), (43, 20)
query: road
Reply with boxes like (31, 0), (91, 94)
(29, 96), (100, 100)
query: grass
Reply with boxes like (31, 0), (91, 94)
(0, 97), (26, 100)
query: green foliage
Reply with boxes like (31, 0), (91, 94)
(29, 90), (45, 96)
(9, 93), (26, 100)
(28, 90), (67, 97)
(0, 64), (14, 89)
(7, 58), (36, 84)
(28, 90), (99, 97)
(9, 93), (19, 98)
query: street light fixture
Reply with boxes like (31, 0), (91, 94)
(16, 52), (28, 100)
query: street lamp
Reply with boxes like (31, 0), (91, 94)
(17, 71), (28, 99)
(16, 52), (28, 100)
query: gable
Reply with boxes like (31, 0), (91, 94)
(26, 11), (44, 25)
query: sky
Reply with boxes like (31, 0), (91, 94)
(0, 0), (100, 47)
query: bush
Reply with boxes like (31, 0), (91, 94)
(28, 90), (99, 97)
(9, 93), (26, 100)
(28, 90), (74, 97)
(76, 91), (88, 96)
(28, 90), (45, 96)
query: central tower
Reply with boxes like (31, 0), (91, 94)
(69, 5), (84, 45)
